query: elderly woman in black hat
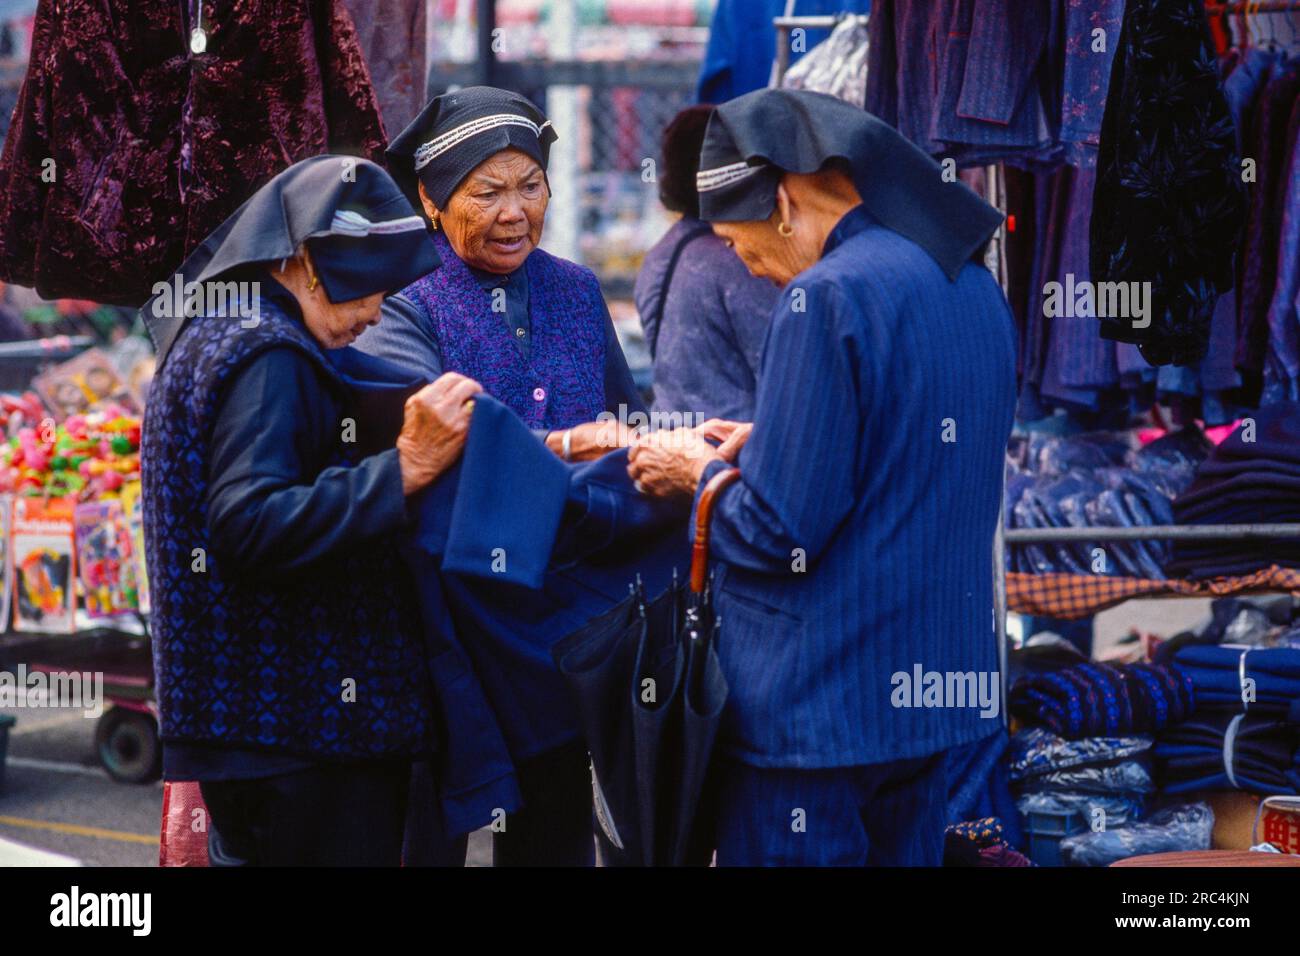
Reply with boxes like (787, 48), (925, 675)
(357, 86), (644, 462)
(628, 90), (1018, 866)
(357, 86), (660, 868)
(141, 155), (479, 866)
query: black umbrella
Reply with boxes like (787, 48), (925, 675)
(553, 467), (740, 866)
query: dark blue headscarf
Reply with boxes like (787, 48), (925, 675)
(697, 89), (1003, 281)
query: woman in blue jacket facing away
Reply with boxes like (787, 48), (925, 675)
(629, 90), (1018, 866)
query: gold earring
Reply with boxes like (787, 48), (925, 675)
(430, 215), (440, 232)
(778, 221), (794, 237)
(307, 274), (319, 293)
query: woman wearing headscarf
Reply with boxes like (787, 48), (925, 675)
(141, 155), (481, 866)
(635, 105), (781, 423)
(628, 90), (1017, 866)
(356, 86), (646, 866)
(357, 86), (644, 462)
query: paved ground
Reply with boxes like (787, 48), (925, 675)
(0, 703), (161, 866)
(0, 701), (496, 866)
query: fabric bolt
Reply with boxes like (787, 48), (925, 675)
(1089, 0), (1246, 367)
(1169, 402), (1300, 579)
(1170, 645), (1300, 713)
(713, 753), (949, 867)
(634, 217), (782, 423)
(1155, 713), (1300, 796)
(690, 204), (1016, 768)
(1009, 661), (1195, 739)
(1009, 728), (1153, 780)
(0, 0), (387, 304)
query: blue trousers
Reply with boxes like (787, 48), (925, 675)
(714, 752), (949, 866)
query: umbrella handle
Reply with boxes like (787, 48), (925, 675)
(691, 467), (741, 594)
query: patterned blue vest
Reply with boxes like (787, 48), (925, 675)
(141, 301), (435, 760)
(401, 232), (606, 430)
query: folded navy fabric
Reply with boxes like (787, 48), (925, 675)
(1155, 711), (1300, 795)
(1171, 645), (1300, 712)
(1169, 403), (1300, 578)
(1009, 661), (1195, 738)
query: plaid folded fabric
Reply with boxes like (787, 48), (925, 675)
(1007, 566), (1300, 619)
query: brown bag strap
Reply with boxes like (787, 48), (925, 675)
(691, 467), (741, 593)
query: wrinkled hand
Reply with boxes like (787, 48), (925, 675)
(715, 422), (753, 462)
(627, 428), (723, 498)
(396, 372), (483, 494)
(693, 418), (747, 445)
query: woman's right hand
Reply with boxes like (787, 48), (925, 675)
(397, 372), (483, 494)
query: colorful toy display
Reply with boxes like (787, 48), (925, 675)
(0, 404), (141, 500)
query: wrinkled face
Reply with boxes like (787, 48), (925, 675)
(710, 214), (797, 287)
(424, 149), (548, 274)
(300, 289), (385, 349)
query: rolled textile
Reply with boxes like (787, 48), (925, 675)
(1009, 662), (1195, 738)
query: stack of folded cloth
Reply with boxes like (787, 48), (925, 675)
(1009, 661), (1196, 738)
(1167, 402), (1300, 580)
(1010, 728), (1156, 828)
(1155, 645), (1300, 795)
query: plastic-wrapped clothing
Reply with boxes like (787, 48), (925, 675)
(1059, 803), (1215, 866)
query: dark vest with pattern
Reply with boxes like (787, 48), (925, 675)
(401, 231), (606, 430)
(141, 301), (435, 760)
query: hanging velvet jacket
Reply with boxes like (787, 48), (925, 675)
(0, 0), (386, 305)
(1088, 0), (1246, 368)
